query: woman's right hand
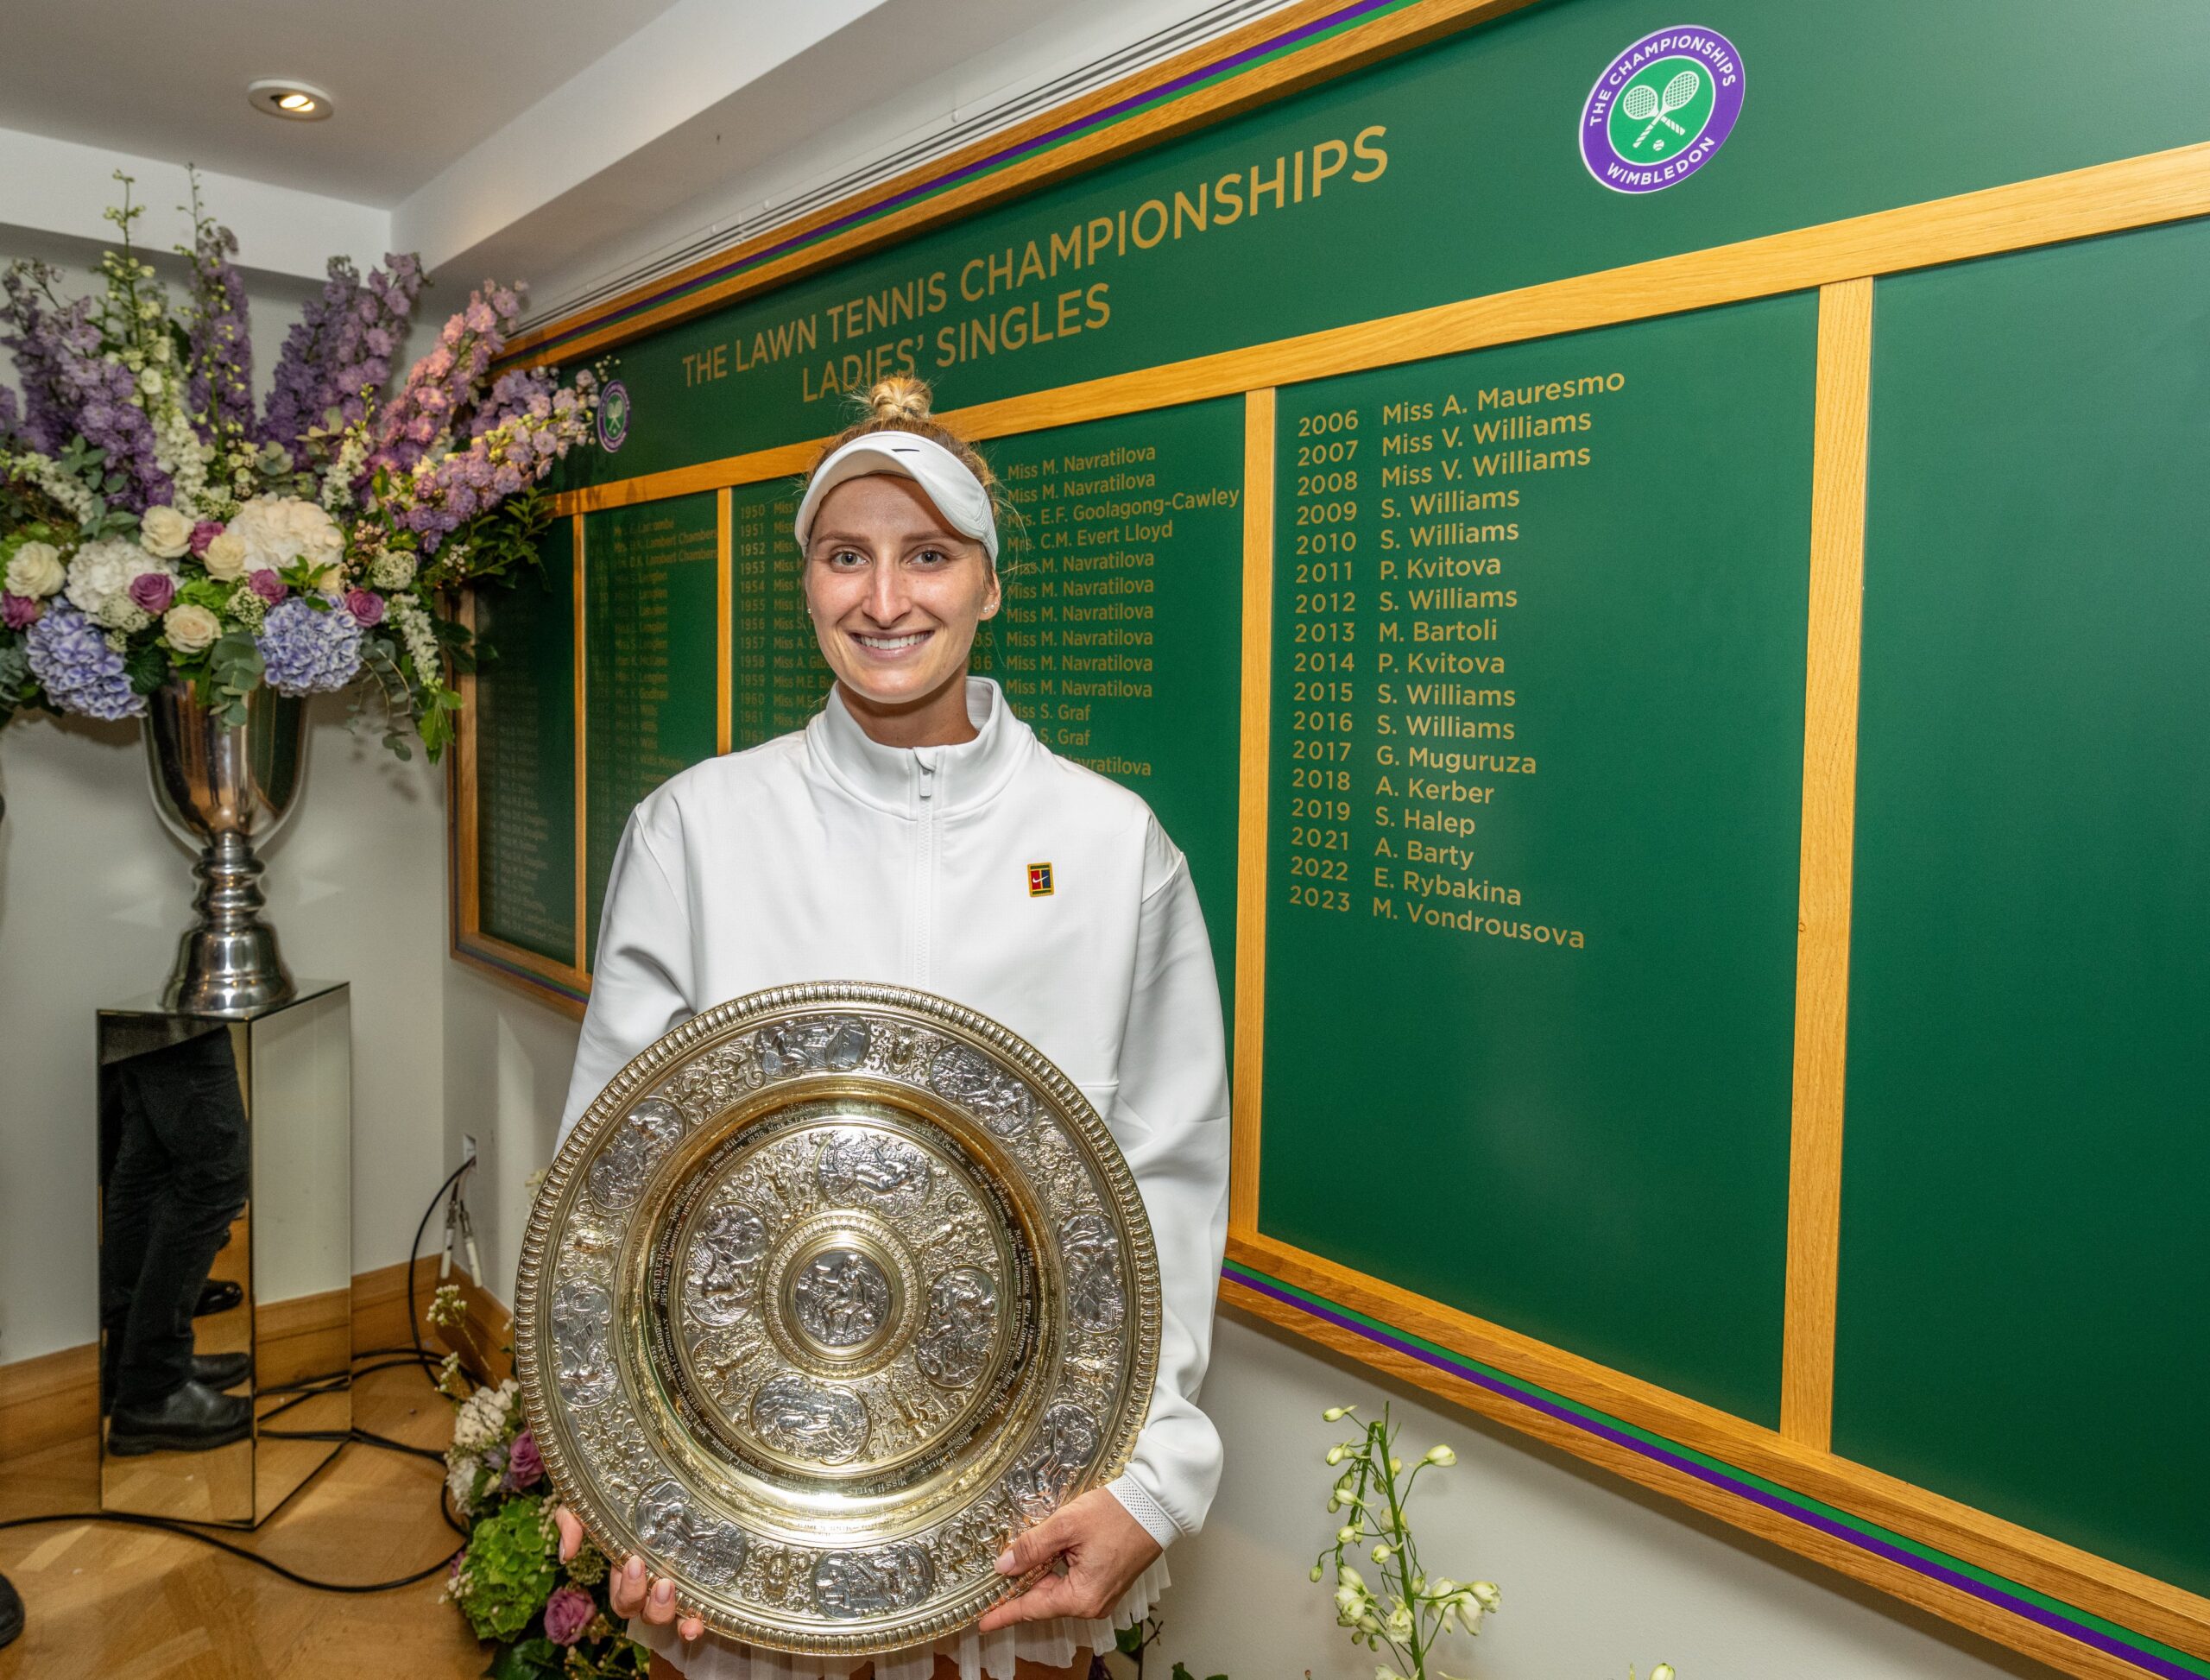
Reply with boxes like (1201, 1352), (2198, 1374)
(552, 1504), (706, 1641)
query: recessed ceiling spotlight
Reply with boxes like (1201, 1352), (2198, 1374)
(247, 79), (334, 122)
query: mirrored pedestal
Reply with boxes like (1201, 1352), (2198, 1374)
(97, 982), (351, 1527)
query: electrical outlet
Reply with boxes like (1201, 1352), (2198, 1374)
(462, 1133), (478, 1165)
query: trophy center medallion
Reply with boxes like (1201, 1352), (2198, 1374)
(788, 1239), (896, 1356)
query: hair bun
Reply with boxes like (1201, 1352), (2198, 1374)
(866, 375), (933, 424)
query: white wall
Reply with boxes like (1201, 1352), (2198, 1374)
(0, 225), (451, 1365)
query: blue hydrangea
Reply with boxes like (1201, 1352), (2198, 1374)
(256, 597), (363, 695)
(24, 601), (145, 721)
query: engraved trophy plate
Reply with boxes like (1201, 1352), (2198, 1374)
(515, 984), (1161, 1654)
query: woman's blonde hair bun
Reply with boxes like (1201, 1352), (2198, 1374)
(864, 375), (934, 426)
(807, 373), (1003, 515)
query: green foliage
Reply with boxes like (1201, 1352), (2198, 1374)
(199, 628), (264, 725)
(123, 638), (171, 696)
(451, 1497), (561, 1644)
(0, 638), (37, 729)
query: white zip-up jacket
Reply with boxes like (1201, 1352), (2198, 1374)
(557, 676), (1231, 1563)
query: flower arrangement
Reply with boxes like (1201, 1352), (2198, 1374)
(1313, 1400), (1676, 1680)
(0, 170), (601, 757)
(434, 1293), (648, 1680)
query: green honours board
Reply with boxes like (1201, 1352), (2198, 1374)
(729, 481), (828, 748)
(1835, 219), (2210, 1595)
(450, 1), (2210, 1664)
(971, 400), (1247, 1009)
(1260, 299), (1815, 1422)
(472, 539), (577, 965)
(583, 493), (722, 965)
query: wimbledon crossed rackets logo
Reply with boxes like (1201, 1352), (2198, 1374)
(597, 380), (631, 452)
(1581, 27), (1744, 194)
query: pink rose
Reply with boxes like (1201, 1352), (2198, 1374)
(189, 521), (224, 558)
(129, 572), (178, 614)
(543, 1584), (595, 1647)
(344, 589), (386, 628)
(503, 1427), (543, 1490)
(249, 569), (287, 603)
(1, 591), (41, 630)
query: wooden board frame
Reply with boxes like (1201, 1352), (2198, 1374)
(447, 32), (2210, 1668)
(450, 522), (591, 1014)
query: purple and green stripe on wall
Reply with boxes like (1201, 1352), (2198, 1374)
(1220, 1259), (2209, 1680)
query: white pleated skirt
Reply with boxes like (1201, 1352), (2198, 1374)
(628, 1557), (1170, 1680)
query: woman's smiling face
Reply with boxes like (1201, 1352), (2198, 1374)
(803, 471), (1000, 738)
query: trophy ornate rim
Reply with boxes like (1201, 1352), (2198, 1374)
(514, 982), (1162, 1654)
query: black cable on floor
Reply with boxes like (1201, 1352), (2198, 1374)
(0, 1481), (464, 1592)
(0, 1172), (490, 1593)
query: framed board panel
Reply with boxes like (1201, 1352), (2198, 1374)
(454, 519), (588, 1001)
(1259, 295), (1816, 1425)
(580, 492), (724, 968)
(969, 398), (1247, 1013)
(1835, 218), (2210, 1600)
(445, 2), (2210, 1671)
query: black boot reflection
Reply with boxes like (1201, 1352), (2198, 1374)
(98, 1027), (253, 1456)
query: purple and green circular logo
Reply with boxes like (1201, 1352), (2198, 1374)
(1581, 26), (1744, 193)
(597, 379), (631, 452)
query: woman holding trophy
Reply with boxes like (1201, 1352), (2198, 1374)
(546, 378), (1232, 1680)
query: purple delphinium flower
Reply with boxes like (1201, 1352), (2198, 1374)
(0, 262), (171, 511)
(261, 253), (424, 454)
(344, 588), (384, 627)
(1, 263), (81, 456)
(1, 591), (41, 630)
(184, 213), (253, 441)
(128, 572), (176, 614)
(248, 568), (287, 604)
(24, 600), (146, 719)
(542, 1584), (594, 1647)
(503, 1429), (543, 1491)
(0, 384), (21, 446)
(255, 596), (363, 694)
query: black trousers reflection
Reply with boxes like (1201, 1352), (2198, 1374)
(98, 1031), (250, 1410)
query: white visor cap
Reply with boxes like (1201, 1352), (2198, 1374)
(793, 433), (999, 562)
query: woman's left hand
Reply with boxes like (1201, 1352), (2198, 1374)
(978, 1488), (1163, 1631)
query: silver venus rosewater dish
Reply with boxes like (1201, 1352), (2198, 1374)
(514, 983), (1161, 1654)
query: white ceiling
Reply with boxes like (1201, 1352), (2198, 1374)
(0, 0), (685, 205)
(0, 0), (1287, 317)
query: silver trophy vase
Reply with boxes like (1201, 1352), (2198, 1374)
(144, 679), (308, 1016)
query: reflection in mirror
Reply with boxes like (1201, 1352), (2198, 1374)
(96, 985), (351, 1527)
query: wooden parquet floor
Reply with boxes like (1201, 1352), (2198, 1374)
(0, 1361), (488, 1679)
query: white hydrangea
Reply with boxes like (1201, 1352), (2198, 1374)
(66, 538), (170, 628)
(226, 495), (344, 577)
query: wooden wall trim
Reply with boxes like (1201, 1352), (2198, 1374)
(0, 1340), (97, 1462)
(1780, 277), (1873, 1450)
(1230, 388), (1278, 1237)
